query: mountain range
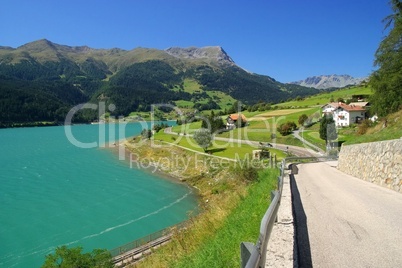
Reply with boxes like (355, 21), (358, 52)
(0, 39), (348, 126)
(289, 74), (367, 89)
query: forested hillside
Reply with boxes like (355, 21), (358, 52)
(0, 39), (321, 127)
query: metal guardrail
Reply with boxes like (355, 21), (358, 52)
(240, 156), (336, 267)
(109, 221), (186, 263)
(109, 229), (167, 258)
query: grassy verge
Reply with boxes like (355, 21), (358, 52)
(173, 169), (278, 267)
(132, 165), (279, 268)
(340, 109), (402, 145)
(299, 109), (402, 150)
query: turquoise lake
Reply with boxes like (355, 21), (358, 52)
(0, 123), (198, 267)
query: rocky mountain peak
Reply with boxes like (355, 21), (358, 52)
(17, 39), (94, 55)
(165, 46), (235, 65)
(18, 39), (57, 52)
(289, 74), (368, 89)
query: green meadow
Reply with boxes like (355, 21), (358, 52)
(276, 85), (372, 108)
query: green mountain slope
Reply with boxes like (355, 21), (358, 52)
(0, 39), (321, 126)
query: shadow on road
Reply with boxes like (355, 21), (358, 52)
(290, 173), (313, 268)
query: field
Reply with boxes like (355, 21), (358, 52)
(151, 84), (386, 154)
(172, 78), (237, 111)
(154, 130), (286, 160)
(276, 85), (372, 108)
(216, 108), (319, 144)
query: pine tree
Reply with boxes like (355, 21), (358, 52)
(319, 114), (337, 144)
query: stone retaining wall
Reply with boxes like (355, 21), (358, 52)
(338, 139), (402, 193)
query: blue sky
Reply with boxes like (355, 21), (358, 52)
(0, 0), (392, 82)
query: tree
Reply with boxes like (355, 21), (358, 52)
(153, 122), (169, 133)
(370, 0), (402, 116)
(42, 246), (113, 268)
(141, 128), (152, 140)
(277, 121), (297, 136)
(201, 110), (226, 133)
(319, 114), (337, 145)
(298, 114), (308, 126)
(193, 128), (212, 152)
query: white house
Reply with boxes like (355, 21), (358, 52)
(322, 102), (339, 113)
(322, 102), (366, 127)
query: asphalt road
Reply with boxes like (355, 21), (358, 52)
(292, 161), (402, 268)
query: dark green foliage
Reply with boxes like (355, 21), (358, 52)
(193, 99), (220, 111)
(277, 121), (297, 136)
(104, 61), (192, 115)
(42, 246), (113, 268)
(227, 101), (246, 114)
(0, 56), (109, 126)
(79, 58), (111, 80)
(153, 122), (169, 133)
(201, 110), (226, 134)
(141, 128), (152, 139)
(109, 60), (181, 87)
(319, 114), (337, 143)
(248, 101), (272, 112)
(370, 0), (402, 116)
(0, 77), (92, 127)
(193, 65), (319, 105)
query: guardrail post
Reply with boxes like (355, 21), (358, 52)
(271, 190), (278, 223)
(240, 242), (256, 268)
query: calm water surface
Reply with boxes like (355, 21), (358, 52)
(0, 123), (198, 267)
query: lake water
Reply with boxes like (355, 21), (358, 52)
(0, 123), (198, 267)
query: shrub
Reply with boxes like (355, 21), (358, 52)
(231, 164), (259, 182)
(298, 114), (308, 126)
(42, 246), (113, 268)
(277, 121), (297, 136)
(357, 119), (373, 135)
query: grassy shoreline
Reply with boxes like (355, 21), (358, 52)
(123, 138), (279, 267)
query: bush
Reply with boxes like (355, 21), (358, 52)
(141, 129), (152, 139)
(298, 114), (308, 126)
(357, 119), (373, 135)
(231, 164), (259, 182)
(277, 121), (297, 136)
(153, 122), (169, 133)
(42, 246), (113, 268)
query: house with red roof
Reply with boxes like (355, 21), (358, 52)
(226, 113), (247, 129)
(322, 102), (367, 127)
